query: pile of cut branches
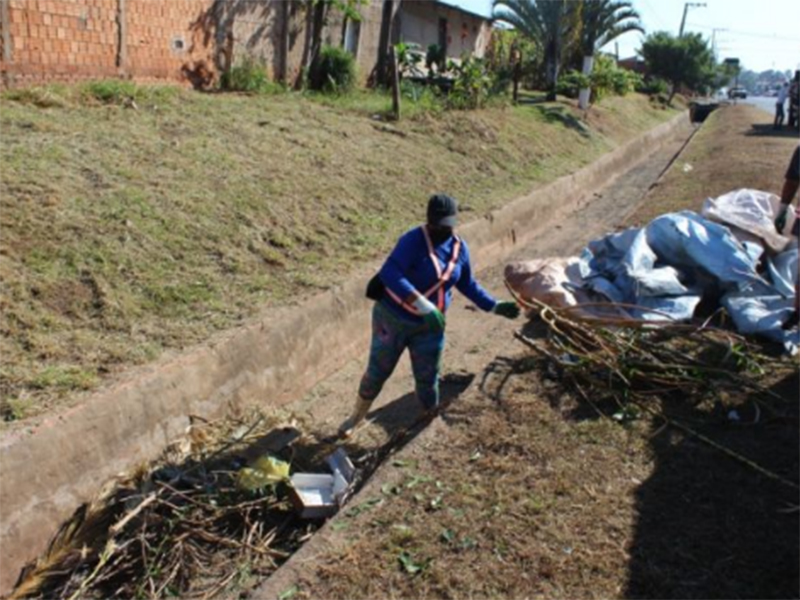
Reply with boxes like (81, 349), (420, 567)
(513, 296), (798, 490)
(10, 412), (323, 600)
(10, 404), (427, 600)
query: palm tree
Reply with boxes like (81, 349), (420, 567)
(492, 0), (577, 101)
(577, 0), (644, 109)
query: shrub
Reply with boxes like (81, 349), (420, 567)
(558, 55), (642, 104)
(426, 44), (446, 74)
(309, 45), (357, 94)
(636, 76), (669, 96)
(556, 70), (590, 99)
(81, 80), (139, 103)
(447, 56), (495, 110)
(395, 42), (423, 78)
(220, 57), (282, 94)
(400, 80), (443, 115)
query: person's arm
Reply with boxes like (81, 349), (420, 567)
(781, 177), (800, 206)
(775, 147), (800, 232)
(454, 242), (497, 312)
(379, 229), (424, 303)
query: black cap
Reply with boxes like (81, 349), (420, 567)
(427, 194), (458, 227)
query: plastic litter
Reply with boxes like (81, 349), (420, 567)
(289, 448), (355, 519)
(236, 454), (291, 491)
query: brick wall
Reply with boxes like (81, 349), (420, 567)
(0, 0), (395, 90)
(126, 0), (215, 84)
(2, 0), (120, 87)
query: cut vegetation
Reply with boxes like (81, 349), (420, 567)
(0, 84), (679, 424)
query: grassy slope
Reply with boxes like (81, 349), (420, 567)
(0, 87), (677, 421)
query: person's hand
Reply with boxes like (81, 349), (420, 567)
(775, 204), (789, 233)
(413, 295), (446, 333)
(421, 309), (446, 332)
(493, 301), (520, 319)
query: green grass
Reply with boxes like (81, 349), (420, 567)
(0, 82), (680, 422)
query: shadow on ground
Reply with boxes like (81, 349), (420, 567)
(479, 324), (799, 599)
(365, 371), (476, 437)
(526, 105), (591, 138)
(746, 123), (800, 138)
(625, 369), (799, 599)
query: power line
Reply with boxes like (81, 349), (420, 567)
(639, 0), (669, 31)
(685, 23), (800, 42)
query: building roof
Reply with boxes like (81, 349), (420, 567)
(432, 0), (494, 23)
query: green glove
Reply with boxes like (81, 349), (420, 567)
(422, 309), (446, 332)
(775, 205), (789, 233)
(413, 295), (446, 333)
(493, 301), (521, 319)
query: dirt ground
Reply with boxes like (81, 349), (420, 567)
(250, 104), (799, 600)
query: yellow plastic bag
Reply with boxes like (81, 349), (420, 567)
(236, 455), (290, 491)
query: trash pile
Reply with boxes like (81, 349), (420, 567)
(9, 412), (361, 600)
(507, 188), (798, 490)
(506, 189), (799, 353)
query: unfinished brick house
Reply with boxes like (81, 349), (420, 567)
(0, 0), (402, 89)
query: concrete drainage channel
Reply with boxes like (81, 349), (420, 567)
(0, 112), (694, 596)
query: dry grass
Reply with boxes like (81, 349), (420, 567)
(293, 335), (798, 600)
(0, 84), (678, 424)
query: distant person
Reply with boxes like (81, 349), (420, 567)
(774, 82), (789, 129)
(338, 194), (521, 437)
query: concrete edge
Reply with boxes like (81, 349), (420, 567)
(0, 110), (690, 595)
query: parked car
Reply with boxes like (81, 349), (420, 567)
(728, 87), (748, 99)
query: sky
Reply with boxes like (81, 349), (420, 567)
(448, 0), (800, 74)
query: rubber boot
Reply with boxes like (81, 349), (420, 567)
(338, 396), (372, 438)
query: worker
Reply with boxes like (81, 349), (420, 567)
(774, 145), (799, 327)
(339, 194), (521, 437)
(775, 145), (799, 236)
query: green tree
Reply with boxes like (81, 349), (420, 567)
(640, 31), (715, 104)
(492, 0), (578, 101)
(577, 0), (644, 109)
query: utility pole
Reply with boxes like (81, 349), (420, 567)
(679, 2), (707, 37)
(711, 28), (727, 60)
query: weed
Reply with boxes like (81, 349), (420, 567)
(3, 86), (70, 108)
(309, 45), (357, 94)
(30, 365), (97, 391)
(77, 80), (180, 107)
(0, 396), (33, 421)
(221, 57), (284, 94)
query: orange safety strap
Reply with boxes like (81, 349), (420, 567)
(385, 227), (461, 316)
